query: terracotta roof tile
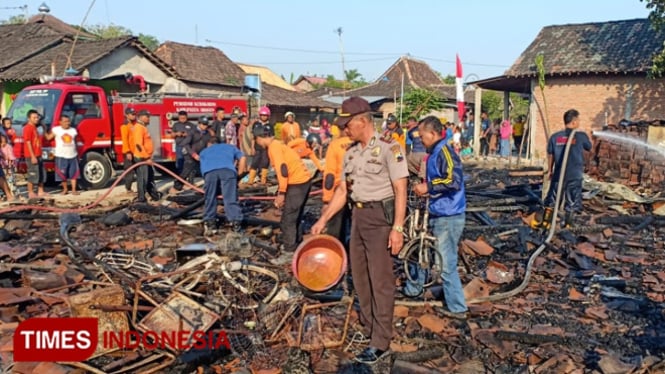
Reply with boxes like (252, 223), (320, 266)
(506, 18), (665, 77)
(155, 41), (245, 87)
(262, 84), (338, 108)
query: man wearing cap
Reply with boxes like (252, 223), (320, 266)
(171, 116), (212, 193)
(280, 111), (301, 143)
(321, 122), (353, 243)
(132, 110), (161, 203)
(288, 133), (324, 173)
(121, 107), (137, 192)
(199, 137), (247, 235)
(254, 123), (311, 252)
(383, 114), (406, 150)
(173, 111), (194, 174)
(311, 97), (408, 364)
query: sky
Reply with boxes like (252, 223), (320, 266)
(0, 0), (652, 83)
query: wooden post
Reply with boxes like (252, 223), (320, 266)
(473, 86), (482, 157)
(503, 91), (510, 120)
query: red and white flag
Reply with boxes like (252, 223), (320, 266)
(456, 54), (465, 122)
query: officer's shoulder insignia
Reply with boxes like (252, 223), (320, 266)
(391, 144), (404, 162)
(371, 146), (381, 157)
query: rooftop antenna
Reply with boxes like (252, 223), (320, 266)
(37, 2), (50, 14)
(334, 27), (346, 99)
(65, 0), (97, 75)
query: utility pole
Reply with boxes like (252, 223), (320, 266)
(335, 27), (346, 99)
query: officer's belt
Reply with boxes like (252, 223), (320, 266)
(350, 200), (385, 209)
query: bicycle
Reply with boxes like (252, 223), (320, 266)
(398, 196), (443, 290)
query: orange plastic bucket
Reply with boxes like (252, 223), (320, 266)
(292, 235), (348, 292)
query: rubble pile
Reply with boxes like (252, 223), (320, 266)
(1, 167), (665, 373)
(589, 120), (665, 191)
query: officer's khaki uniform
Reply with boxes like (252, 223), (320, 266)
(343, 132), (408, 350)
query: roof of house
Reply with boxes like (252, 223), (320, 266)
(506, 18), (665, 77)
(27, 13), (97, 39)
(293, 75), (328, 86)
(342, 56), (445, 97)
(237, 63), (295, 91)
(262, 83), (338, 108)
(155, 41), (245, 87)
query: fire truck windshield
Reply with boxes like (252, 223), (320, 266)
(6, 88), (62, 128)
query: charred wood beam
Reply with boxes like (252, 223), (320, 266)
(169, 198), (205, 220)
(495, 330), (564, 345)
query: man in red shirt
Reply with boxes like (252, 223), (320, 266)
(23, 110), (46, 198)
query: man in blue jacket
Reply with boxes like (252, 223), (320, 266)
(199, 138), (247, 236)
(412, 116), (468, 320)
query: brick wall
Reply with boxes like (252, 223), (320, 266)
(530, 75), (665, 162)
(588, 125), (665, 190)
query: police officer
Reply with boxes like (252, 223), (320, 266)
(311, 97), (408, 364)
(173, 111), (194, 174)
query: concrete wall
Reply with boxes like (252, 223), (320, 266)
(530, 75), (665, 163)
(87, 46), (169, 84)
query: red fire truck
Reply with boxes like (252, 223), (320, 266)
(5, 74), (248, 189)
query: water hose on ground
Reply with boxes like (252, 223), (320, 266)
(0, 160), (322, 215)
(396, 129), (578, 307)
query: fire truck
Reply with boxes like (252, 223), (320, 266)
(5, 74), (248, 189)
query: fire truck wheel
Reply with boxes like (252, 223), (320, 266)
(82, 152), (112, 190)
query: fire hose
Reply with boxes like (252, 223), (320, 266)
(0, 160), (322, 215)
(396, 130), (578, 306)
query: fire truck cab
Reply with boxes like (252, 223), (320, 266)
(5, 74), (248, 189)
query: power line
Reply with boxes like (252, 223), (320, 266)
(205, 39), (401, 56)
(252, 57), (395, 65)
(412, 55), (511, 69)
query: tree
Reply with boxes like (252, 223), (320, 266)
(642, 0), (665, 76)
(400, 87), (445, 119)
(437, 72), (456, 84)
(481, 90), (529, 121)
(0, 14), (26, 25)
(86, 23), (160, 51)
(344, 69), (362, 83)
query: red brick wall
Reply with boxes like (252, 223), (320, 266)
(588, 125), (665, 190)
(530, 75), (665, 161)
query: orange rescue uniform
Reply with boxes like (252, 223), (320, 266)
(120, 121), (134, 155)
(130, 123), (154, 159)
(288, 138), (323, 171)
(322, 136), (353, 203)
(267, 140), (310, 193)
(280, 122), (301, 143)
(384, 128), (406, 150)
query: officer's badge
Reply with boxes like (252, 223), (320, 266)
(371, 146), (381, 157)
(391, 145), (404, 162)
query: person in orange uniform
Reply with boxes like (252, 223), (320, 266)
(255, 123), (311, 252)
(131, 110), (161, 203)
(288, 133), (324, 173)
(321, 123), (353, 243)
(120, 107), (137, 192)
(383, 114), (406, 150)
(280, 111), (301, 143)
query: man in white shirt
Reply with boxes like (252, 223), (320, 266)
(46, 115), (79, 194)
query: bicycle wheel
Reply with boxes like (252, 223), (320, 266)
(401, 239), (442, 288)
(214, 262), (280, 310)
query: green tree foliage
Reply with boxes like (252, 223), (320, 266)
(642, 0), (665, 76)
(400, 87), (445, 118)
(481, 90), (529, 121)
(86, 24), (160, 51)
(314, 71), (367, 89)
(0, 14), (27, 25)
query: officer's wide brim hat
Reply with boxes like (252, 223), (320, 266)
(336, 97), (372, 127)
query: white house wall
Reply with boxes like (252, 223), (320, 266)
(86, 46), (169, 84)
